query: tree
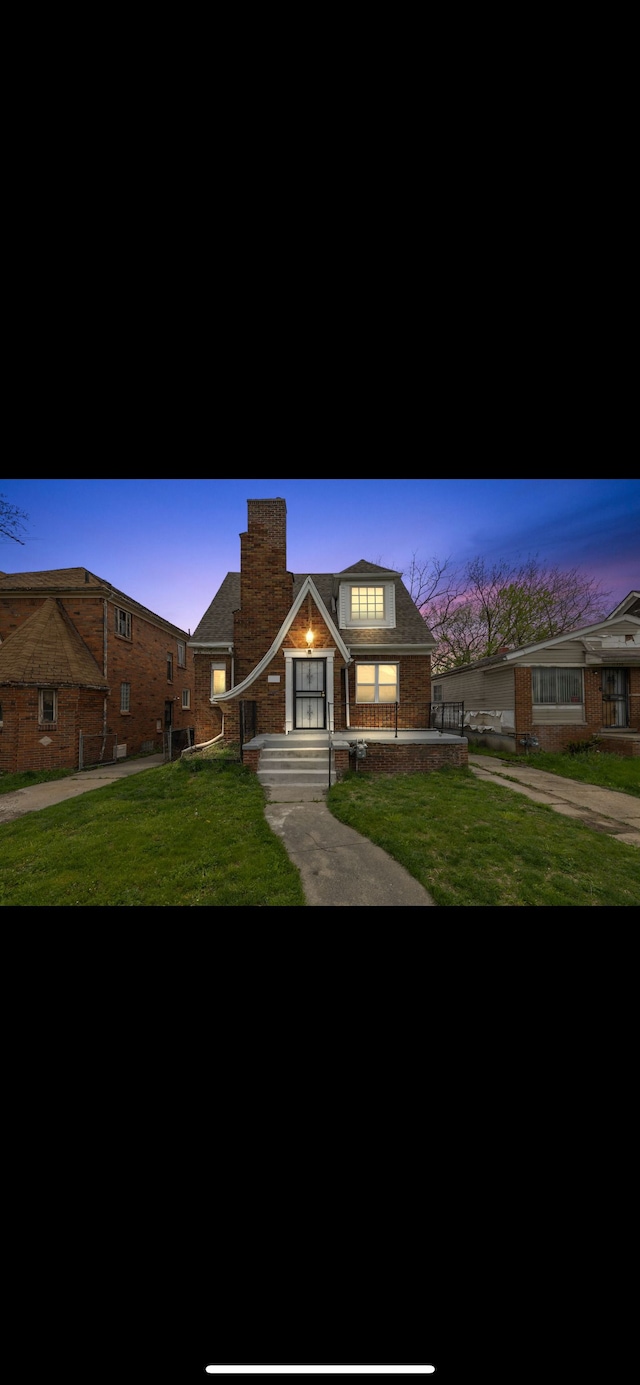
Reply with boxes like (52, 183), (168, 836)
(406, 553), (612, 674)
(0, 494), (29, 545)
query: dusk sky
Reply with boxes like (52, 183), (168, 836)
(2, 478), (638, 636)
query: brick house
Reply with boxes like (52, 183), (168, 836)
(188, 498), (467, 782)
(0, 568), (194, 774)
(431, 590), (640, 758)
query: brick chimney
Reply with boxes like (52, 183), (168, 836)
(233, 498), (293, 680)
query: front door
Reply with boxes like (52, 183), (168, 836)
(601, 668), (629, 727)
(294, 658), (326, 729)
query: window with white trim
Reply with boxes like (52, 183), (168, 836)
(339, 581), (396, 628)
(532, 668), (583, 704)
(433, 684), (443, 702)
(114, 607), (131, 640)
(356, 663), (399, 704)
(182, 688), (191, 709)
(120, 682), (131, 712)
(38, 688), (58, 724)
(211, 663), (226, 697)
(177, 640), (186, 667)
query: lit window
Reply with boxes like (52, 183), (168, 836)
(211, 663), (227, 697)
(38, 689), (58, 723)
(114, 607), (132, 639)
(339, 581), (395, 628)
(532, 668), (583, 704)
(182, 688), (191, 709)
(177, 640), (186, 667)
(167, 653), (173, 683)
(120, 683), (131, 712)
(356, 663), (398, 704)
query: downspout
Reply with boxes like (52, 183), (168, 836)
(102, 598), (109, 761)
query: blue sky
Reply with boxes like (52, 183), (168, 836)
(1, 478), (638, 636)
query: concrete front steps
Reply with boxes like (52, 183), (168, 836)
(257, 734), (335, 797)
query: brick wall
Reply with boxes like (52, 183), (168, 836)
(0, 592), (194, 770)
(234, 499), (293, 683)
(352, 741), (468, 774)
(344, 653), (432, 728)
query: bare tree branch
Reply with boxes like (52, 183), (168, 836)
(0, 494), (29, 545)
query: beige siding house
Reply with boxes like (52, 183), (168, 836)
(431, 591), (640, 758)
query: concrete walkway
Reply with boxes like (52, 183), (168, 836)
(467, 753), (640, 848)
(264, 795), (436, 906)
(0, 754), (165, 826)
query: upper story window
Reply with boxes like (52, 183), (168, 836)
(167, 653), (173, 683)
(177, 640), (186, 667)
(38, 688), (58, 724)
(211, 663), (226, 698)
(532, 667), (583, 705)
(339, 581), (396, 629)
(114, 607), (132, 640)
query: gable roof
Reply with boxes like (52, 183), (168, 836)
(0, 598), (109, 688)
(432, 610), (640, 678)
(0, 567), (190, 638)
(607, 591), (640, 620)
(209, 577), (351, 702)
(190, 563), (434, 647)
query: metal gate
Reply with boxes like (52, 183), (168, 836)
(601, 669), (629, 727)
(78, 730), (118, 770)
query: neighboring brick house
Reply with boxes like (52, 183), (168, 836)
(0, 568), (194, 774)
(189, 498), (467, 779)
(431, 590), (640, 758)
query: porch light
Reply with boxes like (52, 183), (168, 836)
(305, 628), (314, 654)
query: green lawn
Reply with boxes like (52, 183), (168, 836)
(0, 767), (75, 795)
(326, 767), (640, 907)
(0, 752), (306, 907)
(467, 742), (640, 798)
(2, 752), (639, 908)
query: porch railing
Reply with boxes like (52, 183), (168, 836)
(331, 701), (465, 736)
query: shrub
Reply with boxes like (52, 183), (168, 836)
(566, 737), (601, 756)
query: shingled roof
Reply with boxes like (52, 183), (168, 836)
(190, 563), (434, 646)
(0, 567), (189, 637)
(0, 599), (109, 688)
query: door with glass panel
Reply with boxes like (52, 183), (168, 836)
(294, 658), (326, 729)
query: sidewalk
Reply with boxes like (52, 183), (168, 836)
(467, 753), (640, 848)
(0, 754), (165, 826)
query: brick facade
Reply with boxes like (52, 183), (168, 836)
(0, 589), (194, 774)
(513, 661), (639, 756)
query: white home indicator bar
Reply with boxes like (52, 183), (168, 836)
(205, 1369), (435, 1375)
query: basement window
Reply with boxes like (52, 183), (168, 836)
(38, 689), (58, 725)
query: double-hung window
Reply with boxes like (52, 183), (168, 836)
(114, 607), (131, 639)
(182, 688), (191, 709)
(38, 689), (58, 724)
(177, 640), (186, 667)
(355, 663), (399, 704)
